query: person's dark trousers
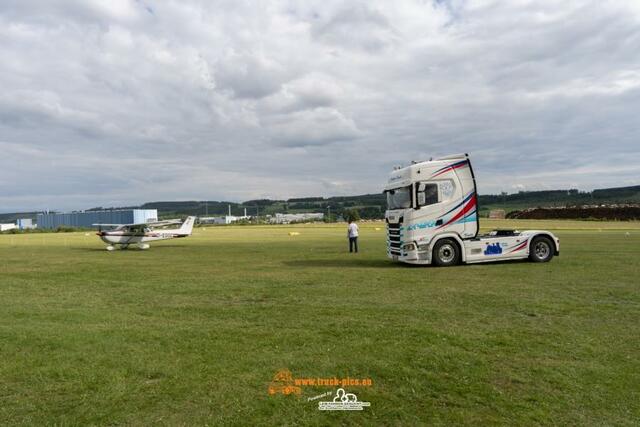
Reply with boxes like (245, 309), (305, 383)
(349, 237), (358, 253)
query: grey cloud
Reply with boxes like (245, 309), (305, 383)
(0, 1), (639, 211)
(263, 107), (362, 147)
(259, 73), (344, 113)
(213, 52), (288, 99)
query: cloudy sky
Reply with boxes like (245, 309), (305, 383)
(1, 0), (639, 211)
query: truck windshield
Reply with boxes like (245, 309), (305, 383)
(386, 186), (412, 210)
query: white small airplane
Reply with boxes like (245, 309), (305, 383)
(94, 216), (195, 251)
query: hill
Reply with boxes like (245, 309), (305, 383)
(139, 185), (640, 220)
(139, 194), (386, 220)
(2, 185), (639, 222)
(477, 185), (640, 216)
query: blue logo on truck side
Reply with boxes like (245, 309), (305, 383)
(406, 221), (436, 231)
(484, 243), (503, 255)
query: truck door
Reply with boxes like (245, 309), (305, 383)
(414, 179), (462, 232)
(413, 182), (443, 228)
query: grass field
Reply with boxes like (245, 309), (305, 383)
(1, 220), (639, 425)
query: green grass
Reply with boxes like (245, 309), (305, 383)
(1, 220), (639, 425)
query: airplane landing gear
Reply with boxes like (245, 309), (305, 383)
(106, 245), (115, 251)
(138, 243), (150, 250)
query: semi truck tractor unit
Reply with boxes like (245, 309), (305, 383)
(383, 154), (559, 266)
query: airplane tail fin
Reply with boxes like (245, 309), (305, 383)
(178, 216), (195, 236)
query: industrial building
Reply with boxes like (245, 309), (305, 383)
(0, 223), (17, 232)
(37, 209), (158, 229)
(269, 213), (324, 224)
(199, 215), (251, 225)
(199, 207), (251, 225)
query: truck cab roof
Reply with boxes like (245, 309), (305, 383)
(384, 154), (470, 192)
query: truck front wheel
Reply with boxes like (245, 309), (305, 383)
(529, 236), (554, 263)
(432, 239), (460, 267)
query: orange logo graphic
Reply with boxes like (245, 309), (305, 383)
(268, 369), (302, 396)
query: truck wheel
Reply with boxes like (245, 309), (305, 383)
(432, 239), (460, 267)
(529, 236), (554, 263)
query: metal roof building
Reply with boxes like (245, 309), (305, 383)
(200, 215), (251, 225)
(37, 209), (158, 229)
(269, 213), (324, 224)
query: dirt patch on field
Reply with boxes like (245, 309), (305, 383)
(508, 205), (640, 220)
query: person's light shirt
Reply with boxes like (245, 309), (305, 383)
(348, 223), (359, 237)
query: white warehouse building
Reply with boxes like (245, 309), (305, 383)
(200, 207), (251, 225)
(269, 213), (324, 224)
(17, 218), (35, 229)
(200, 215), (250, 225)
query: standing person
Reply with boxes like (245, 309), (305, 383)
(348, 219), (359, 253)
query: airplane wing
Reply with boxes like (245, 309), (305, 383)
(92, 219), (183, 228)
(147, 219), (183, 227)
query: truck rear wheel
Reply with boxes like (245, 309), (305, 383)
(529, 236), (554, 263)
(432, 239), (460, 267)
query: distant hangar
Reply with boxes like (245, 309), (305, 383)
(37, 209), (158, 229)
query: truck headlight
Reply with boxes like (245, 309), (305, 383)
(402, 243), (416, 252)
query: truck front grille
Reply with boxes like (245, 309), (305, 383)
(387, 221), (402, 255)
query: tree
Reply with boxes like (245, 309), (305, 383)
(343, 208), (360, 223)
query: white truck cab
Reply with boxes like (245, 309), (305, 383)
(383, 154), (559, 266)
